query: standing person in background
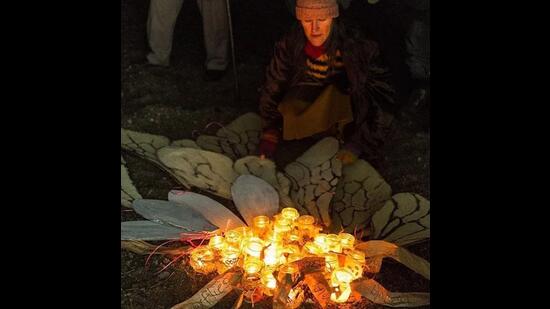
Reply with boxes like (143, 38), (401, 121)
(146, 0), (229, 81)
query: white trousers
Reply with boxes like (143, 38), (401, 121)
(146, 0), (229, 70)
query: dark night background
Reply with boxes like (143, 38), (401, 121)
(121, 0), (429, 308)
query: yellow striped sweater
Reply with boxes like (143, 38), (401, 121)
(305, 50), (345, 82)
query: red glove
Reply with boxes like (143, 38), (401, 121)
(336, 143), (361, 165)
(258, 129), (280, 159)
(336, 149), (358, 165)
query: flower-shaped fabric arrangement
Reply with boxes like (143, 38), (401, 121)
(121, 113), (430, 308)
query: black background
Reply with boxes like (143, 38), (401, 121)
(2, 1), (543, 307)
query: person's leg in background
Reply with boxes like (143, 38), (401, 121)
(197, 0), (229, 80)
(147, 0), (185, 66)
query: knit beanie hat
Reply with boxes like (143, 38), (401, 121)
(295, 0), (339, 20)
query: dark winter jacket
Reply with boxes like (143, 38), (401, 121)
(258, 23), (396, 162)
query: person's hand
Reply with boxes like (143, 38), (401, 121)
(336, 149), (358, 165)
(258, 129), (280, 159)
(259, 139), (277, 159)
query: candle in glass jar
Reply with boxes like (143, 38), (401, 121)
(338, 233), (355, 250)
(244, 237), (264, 258)
(274, 218), (292, 234)
(288, 230), (301, 242)
(277, 263), (300, 283)
(330, 268), (354, 303)
(236, 226), (253, 238)
(190, 247), (213, 264)
(225, 229), (243, 245)
(330, 267), (354, 287)
(326, 234), (342, 253)
(218, 245), (240, 273)
(314, 233), (329, 252)
(330, 283), (352, 303)
(295, 215), (315, 233)
(263, 244), (279, 266)
(284, 244), (300, 255)
(261, 271), (277, 290)
(349, 250), (366, 265)
(253, 215), (270, 228)
(304, 241), (324, 255)
(296, 215), (315, 226)
(253, 216), (270, 239)
(345, 259), (363, 279)
(324, 253), (339, 272)
(281, 207), (299, 221)
(244, 257), (264, 275)
(287, 253), (304, 263)
(190, 246), (216, 273)
(208, 235), (226, 251)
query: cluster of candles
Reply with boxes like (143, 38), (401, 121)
(188, 207), (366, 303)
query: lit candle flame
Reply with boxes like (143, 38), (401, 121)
(189, 207), (367, 305)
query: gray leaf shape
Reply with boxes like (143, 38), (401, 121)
(331, 159), (391, 233)
(233, 156), (293, 207)
(231, 175), (279, 226)
(133, 199), (218, 232)
(121, 128), (170, 163)
(157, 146), (238, 199)
(121, 156), (141, 207)
(196, 112), (262, 160)
(170, 139), (200, 149)
(168, 190), (246, 231)
(121, 220), (183, 241)
(284, 137), (341, 227)
(371, 193), (430, 246)
(121, 128), (191, 189)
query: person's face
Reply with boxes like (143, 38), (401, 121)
(300, 18), (333, 47)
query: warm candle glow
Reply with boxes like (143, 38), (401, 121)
(244, 237), (264, 258)
(217, 245), (240, 273)
(263, 244), (279, 266)
(296, 215), (315, 226)
(349, 249), (366, 264)
(225, 229), (242, 245)
(261, 271), (277, 290)
(325, 253), (339, 272)
(281, 207), (300, 221)
(330, 283), (352, 303)
(244, 257), (264, 274)
(345, 259), (363, 279)
(296, 215), (318, 239)
(284, 244), (300, 254)
(330, 267), (354, 287)
(287, 253), (303, 263)
(274, 217), (292, 234)
(314, 233), (329, 252)
(253, 215), (270, 230)
(330, 267), (355, 302)
(208, 235), (226, 251)
(338, 232), (355, 250)
(236, 227), (253, 239)
(277, 263), (299, 283)
(190, 247), (213, 263)
(288, 230), (301, 242)
(333, 268), (354, 283)
(191, 207), (370, 305)
(345, 249), (366, 279)
(326, 234), (342, 253)
(288, 287), (301, 302)
(304, 241), (324, 255)
(189, 247), (216, 274)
